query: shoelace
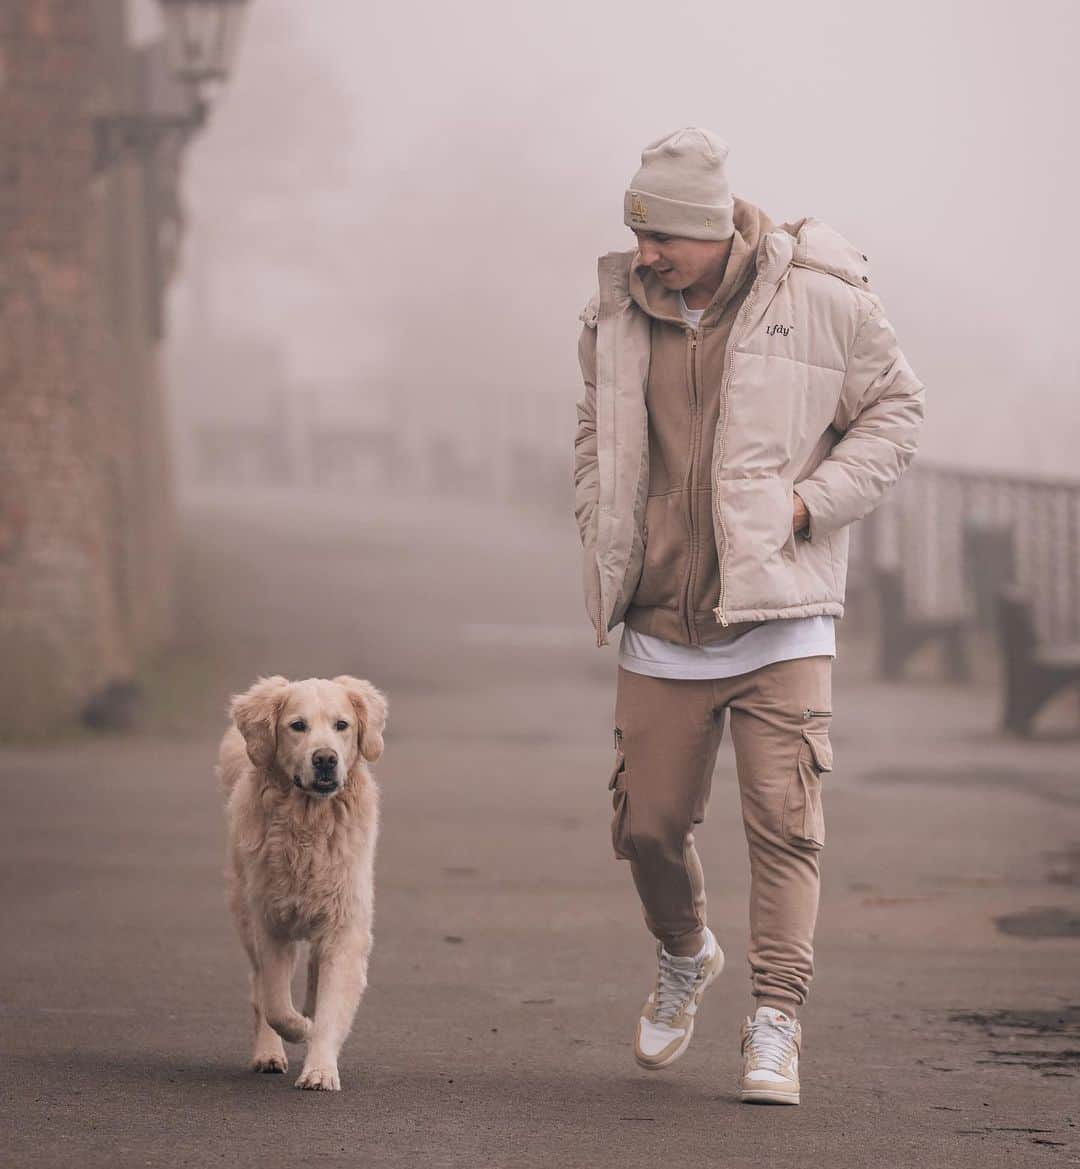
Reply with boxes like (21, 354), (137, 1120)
(652, 950), (703, 1024)
(743, 1017), (798, 1072)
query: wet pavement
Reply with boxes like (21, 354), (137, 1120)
(2, 486), (1078, 1167)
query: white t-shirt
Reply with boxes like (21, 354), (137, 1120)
(617, 290), (836, 680)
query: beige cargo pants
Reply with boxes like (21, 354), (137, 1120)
(609, 655), (833, 1015)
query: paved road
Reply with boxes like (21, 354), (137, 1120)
(2, 487), (1078, 1168)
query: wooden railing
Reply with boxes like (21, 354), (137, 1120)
(854, 461), (1080, 646)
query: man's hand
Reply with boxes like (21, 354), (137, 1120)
(792, 492), (810, 536)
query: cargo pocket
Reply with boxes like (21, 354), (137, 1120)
(608, 730), (636, 862)
(782, 727), (832, 850)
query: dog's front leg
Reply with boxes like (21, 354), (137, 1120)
(231, 890), (289, 1072)
(295, 927), (370, 1091)
(254, 920), (312, 1045)
(250, 971), (289, 1073)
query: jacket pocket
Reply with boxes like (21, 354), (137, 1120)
(608, 733), (636, 861)
(631, 494), (688, 611)
(716, 477), (798, 609)
(782, 727), (832, 850)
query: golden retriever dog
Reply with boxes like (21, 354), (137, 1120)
(216, 674), (388, 1091)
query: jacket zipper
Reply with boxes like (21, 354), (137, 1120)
(712, 285), (759, 627)
(596, 552), (606, 647)
(802, 708), (832, 719)
(680, 329), (702, 644)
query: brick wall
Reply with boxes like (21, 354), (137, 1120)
(0, 0), (176, 737)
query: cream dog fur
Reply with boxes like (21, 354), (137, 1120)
(217, 674), (388, 1091)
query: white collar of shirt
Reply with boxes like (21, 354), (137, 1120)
(677, 291), (705, 328)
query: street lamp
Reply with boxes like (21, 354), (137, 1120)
(93, 0), (250, 173)
(159, 0), (250, 87)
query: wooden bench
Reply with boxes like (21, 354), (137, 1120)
(996, 590), (1080, 736)
(876, 568), (970, 682)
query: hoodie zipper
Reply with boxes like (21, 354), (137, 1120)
(680, 329), (702, 644)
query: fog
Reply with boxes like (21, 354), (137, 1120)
(159, 0), (1080, 477)
(4, 5), (1078, 1157)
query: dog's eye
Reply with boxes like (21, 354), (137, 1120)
(289, 720), (307, 732)
(335, 720), (349, 731)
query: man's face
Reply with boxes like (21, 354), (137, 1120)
(633, 230), (731, 292)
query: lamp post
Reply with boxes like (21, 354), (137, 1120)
(93, 0), (250, 173)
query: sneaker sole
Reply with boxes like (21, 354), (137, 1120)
(739, 1087), (800, 1105)
(634, 947), (725, 1071)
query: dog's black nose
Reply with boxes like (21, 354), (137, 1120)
(312, 748), (338, 772)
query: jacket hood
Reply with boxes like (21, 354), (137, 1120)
(593, 206), (873, 322)
(627, 196), (776, 325)
(766, 216), (872, 290)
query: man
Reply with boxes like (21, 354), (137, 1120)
(573, 128), (923, 1104)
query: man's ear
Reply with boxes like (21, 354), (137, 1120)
(229, 675), (291, 771)
(332, 676), (389, 763)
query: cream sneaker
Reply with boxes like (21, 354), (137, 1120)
(739, 1005), (801, 1104)
(634, 928), (724, 1070)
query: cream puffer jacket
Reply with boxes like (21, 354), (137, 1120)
(574, 214), (925, 645)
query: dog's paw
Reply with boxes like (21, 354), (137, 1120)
(251, 1052), (288, 1074)
(295, 1064), (340, 1092)
(268, 1012), (312, 1044)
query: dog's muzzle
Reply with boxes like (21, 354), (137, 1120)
(300, 747), (340, 796)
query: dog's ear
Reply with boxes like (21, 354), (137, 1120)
(229, 675), (291, 771)
(332, 676), (388, 763)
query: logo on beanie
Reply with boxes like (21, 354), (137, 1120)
(629, 194), (649, 225)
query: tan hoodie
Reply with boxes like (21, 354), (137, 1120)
(574, 197), (924, 646)
(623, 200), (774, 645)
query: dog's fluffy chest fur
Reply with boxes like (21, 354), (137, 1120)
(231, 775), (378, 940)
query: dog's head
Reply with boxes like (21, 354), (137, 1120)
(230, 674), (388, 799)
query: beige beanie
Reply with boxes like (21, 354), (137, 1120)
(624, 127), (735, 240)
